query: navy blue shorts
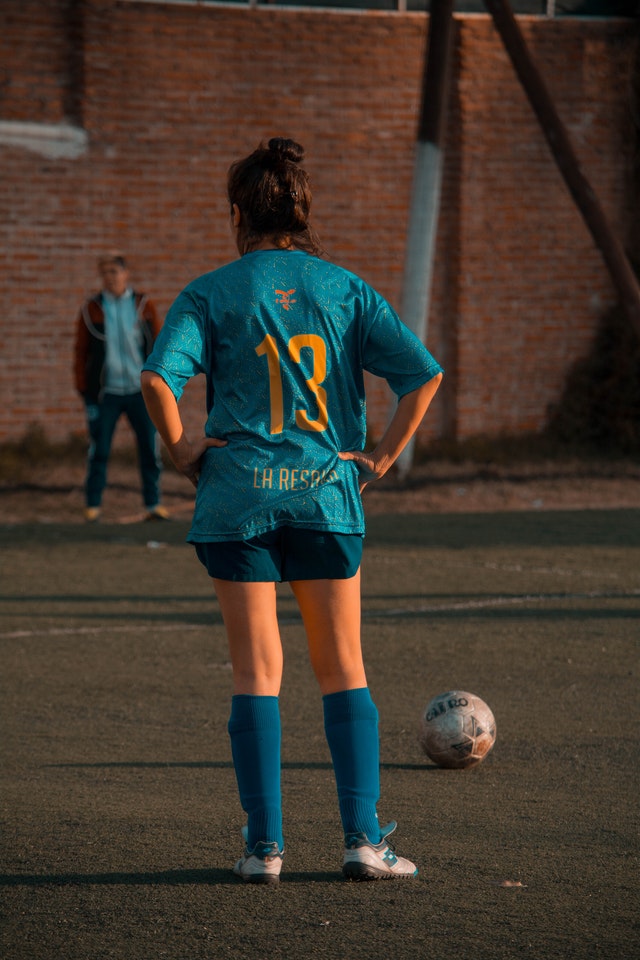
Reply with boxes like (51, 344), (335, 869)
(194, 527), (363, 582)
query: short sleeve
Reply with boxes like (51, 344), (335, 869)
(142, 289), (210, 401)
(360, 286), (443, 398)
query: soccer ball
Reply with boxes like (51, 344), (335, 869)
(419, 691), (496, 769)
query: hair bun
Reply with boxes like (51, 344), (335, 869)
(268, 137), (304, 165)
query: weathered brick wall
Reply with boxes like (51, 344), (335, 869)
(0, 0), (636, 450)
(0, 0), (76, 124)
(450, 17), (637, 437)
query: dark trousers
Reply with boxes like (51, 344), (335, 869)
(85, 392), (162, 508)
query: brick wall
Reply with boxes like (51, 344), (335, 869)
(0, 0), (636, 450)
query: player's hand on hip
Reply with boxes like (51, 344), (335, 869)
(171, 436), (226, 488)
(338, 450), (383, 493)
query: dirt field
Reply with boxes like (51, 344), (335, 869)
(1, 457), (639, 960)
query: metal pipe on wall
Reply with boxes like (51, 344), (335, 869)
(396, 0), (455, 476)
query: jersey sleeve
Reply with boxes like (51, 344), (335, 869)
(142, 288), (211, 401)
(359, 285), (443, 397)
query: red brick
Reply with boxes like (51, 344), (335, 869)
(0, 2), (635, 446)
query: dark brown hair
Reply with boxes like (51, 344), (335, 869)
(98, 251), (127, 269)
(227, 137), (322, 256)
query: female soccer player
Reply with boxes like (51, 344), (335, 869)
(141, 138), (443, 883)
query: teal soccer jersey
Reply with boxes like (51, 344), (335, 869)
(143, 250), (443, 542)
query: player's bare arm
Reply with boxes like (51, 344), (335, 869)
(339, 373), (442, 491)
(140, 370), (226, 486)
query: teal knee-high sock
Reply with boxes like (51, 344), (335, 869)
(323, 687), (381, 843)
(227, 695), (283, 851)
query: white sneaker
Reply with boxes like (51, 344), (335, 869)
(233, 826), (283, 885)
(342, 821), (418, 880)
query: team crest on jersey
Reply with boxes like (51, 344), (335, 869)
(275, 288), (296, 311)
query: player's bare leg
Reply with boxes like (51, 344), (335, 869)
(212, 579), (283, 695)
(212, 578), (284, 879)
(289, 572), (366, 694)
(290, 572), (417, 878)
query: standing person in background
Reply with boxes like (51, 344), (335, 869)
(141, 138), (443, 883)
(74, 251), (168, 522)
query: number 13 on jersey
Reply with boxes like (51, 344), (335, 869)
(255, 334), (329, 434)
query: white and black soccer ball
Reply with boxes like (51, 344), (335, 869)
(419, 690), (496, 769)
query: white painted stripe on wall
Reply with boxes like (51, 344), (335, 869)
(0, 122), (88, 159)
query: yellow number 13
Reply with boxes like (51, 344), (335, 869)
(255, 334), (329, 434)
